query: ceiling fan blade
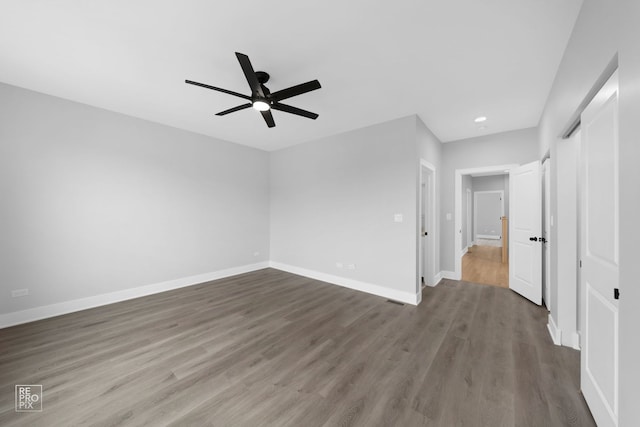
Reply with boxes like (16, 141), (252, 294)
(215, 103), (252, 116)
(270, 80), (321, 102)
(235, 52), (265, 98)
(185, 80), (251, 100)
(271, 103), (319, 120)
(261, 110), (276, 128)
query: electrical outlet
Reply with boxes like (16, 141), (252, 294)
(253, 251), (260, 257)
(12, 289), (29, 298)
(346, 264), (356, 270)
(336, 262), (343, 269)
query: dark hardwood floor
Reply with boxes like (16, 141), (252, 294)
(0, 269), (595, 426)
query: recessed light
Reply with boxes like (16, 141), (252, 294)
(474, 116), (487, 123)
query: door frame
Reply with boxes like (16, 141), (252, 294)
(466, 188), (473, 248)
(454, 164), (518, 280)
(418, 160), (437, 296)
(542, 158), (551, 311)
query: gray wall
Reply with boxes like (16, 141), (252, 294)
(440, 128), (538, 272)
(0, 83), (270, 315)
(472, 174), (508, 241)
(619, 2), (640, 421)
(472, 174), (509, 218)
(417, 116), (442, 166)
(270, 116), (423, 296)
(474, 191), (502, 238)
(538, 0), (640, 422)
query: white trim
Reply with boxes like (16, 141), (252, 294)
(433, 272), (443, 286)
(461, 246), (469, 256)
(542, 158), (550, 313)
(476, 234), (501, 240)
(466, 188), (473, 248)
(547, 314), (562, 346)
(565, 331), (581, 350)
(441, 270), (459, 280)
(455, 164), (518, 281)
(0, 262), (269, 329)
(270, 261), (418, 305)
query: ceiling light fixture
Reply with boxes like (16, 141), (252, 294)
(474, 116), (487, 123)
(252, 100), (270, 111)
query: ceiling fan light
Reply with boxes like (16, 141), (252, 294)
(253, 100), (270, 111)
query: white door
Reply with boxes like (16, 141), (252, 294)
(420, 169), (433, 287)
(580, 71), (619, 427)
(509, 161), (542, 305)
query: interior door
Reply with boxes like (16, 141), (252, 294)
(421, 170), (432, 287)
(509, 161), (542, 305)
(580, 71), (619, 427)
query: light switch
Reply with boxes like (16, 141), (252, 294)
(446, 213), (452, 221)
(394, 214), (403, 223)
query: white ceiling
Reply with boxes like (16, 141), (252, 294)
(0, 1), (582, 151)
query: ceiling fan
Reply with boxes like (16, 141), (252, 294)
(185, 52), (321, 128)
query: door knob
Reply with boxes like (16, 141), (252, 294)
(529, 237), (538, 241)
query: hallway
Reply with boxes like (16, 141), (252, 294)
(462, 245), (509, 288)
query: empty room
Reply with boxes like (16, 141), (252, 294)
(1, 1), (639, 426)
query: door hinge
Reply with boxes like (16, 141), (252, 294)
(614, 288), (620, 300)
(579, 260), (582, 268)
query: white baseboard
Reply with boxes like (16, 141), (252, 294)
(0, 262), (270, 329)
(547, 314), (562, 346)
(269, 261), (418, 305)
(432, 272), (443, 286)
(441, 270), (459, 280)
(564, 331), (581, 350)
(572, 332), (581, 350)
(476, 234), (500, 240)
(461, 246), (469, 256)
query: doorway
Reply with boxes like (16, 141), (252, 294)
(463, 177), (507, 288)
(456, 162), (543, 304)
(455, 165), (517, 280)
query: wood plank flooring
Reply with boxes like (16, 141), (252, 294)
(0, 269), (594, 426)
(462, 245), (510, 288)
